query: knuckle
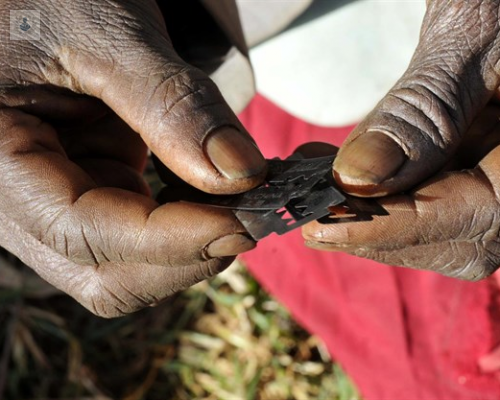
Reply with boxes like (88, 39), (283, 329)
(139, 65), (232, 150)
(173, 260), (231, 292)
(158, 67), (221, 118)
(133, 64), (223, 136)
(438, 241), (500, 281)
(386, 76), (461, 151)
(43, 209), (113, 266)
(451, 259), (498, 282)
(69, 273), (116, 318)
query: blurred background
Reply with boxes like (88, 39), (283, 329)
(0, 248), (359, 400)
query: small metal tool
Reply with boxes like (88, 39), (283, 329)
(178, 155), (388, 241)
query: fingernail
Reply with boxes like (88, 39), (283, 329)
(334, 131), (406, 185)
(206, 234), (256, 258)
(304, 240), (348, 252)
(205, 127), (266, 179)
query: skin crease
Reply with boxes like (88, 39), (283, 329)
(0, 0), (267, 318)
(305, 0), (500, 281)
(4, 0), (500, 316)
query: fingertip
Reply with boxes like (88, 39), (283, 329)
(204, 233), (256, 259)
(301, 221), (326, 242)
(293, 142), (339, 158)
(154, 126), (267, 195)
(333, 131), (407, 196)
(301, 220), (348, 248)
(304, 240), (347, 252)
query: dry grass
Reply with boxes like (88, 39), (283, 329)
(0, 254), (360, 400)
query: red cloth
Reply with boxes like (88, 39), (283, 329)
(239, 94), (500, 400)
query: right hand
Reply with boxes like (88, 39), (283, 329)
(0, 0), (266, 317)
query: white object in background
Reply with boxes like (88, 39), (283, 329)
(236, 0), (314, 47)
(249, 0), (427, 126)
(211, 48), (256, 114)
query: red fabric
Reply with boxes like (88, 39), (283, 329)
(239, 94), (500, 400)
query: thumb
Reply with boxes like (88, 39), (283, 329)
(333, 0), (500, 197)
(54, 0), (265, 195)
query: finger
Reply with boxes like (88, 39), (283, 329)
(0, 211), (234, 318)
(0, 109), (256, 267)
(306, 169), (495, 249)
(303, 160), (500, 280)
(52, 0), (265, 195)
(305, 240), (497, 281)
(333, 0), (500, 197)
(293, 142), (339, 158)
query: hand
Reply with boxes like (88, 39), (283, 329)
(304, 0), (500, 280)
(0, 0), (266, 317)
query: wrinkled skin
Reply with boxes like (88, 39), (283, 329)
(304, 0), (500, 281)
(0, 0), (266, 317)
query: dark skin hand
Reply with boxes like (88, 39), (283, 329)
(0, 0), (266, 317)
(304, 0), (500, 281)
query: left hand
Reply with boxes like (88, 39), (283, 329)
(0, 0), (265, 318)
(303, 104), (500, 281)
